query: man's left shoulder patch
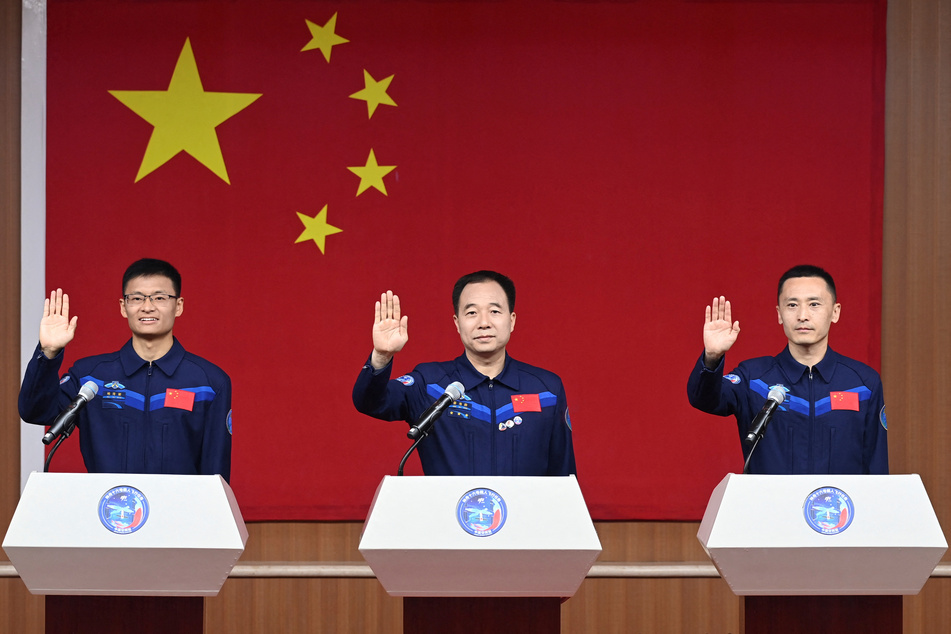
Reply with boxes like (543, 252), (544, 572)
(396, 375), (414, 386)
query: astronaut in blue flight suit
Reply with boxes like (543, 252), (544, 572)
(352, 270), (576, 476)
(687, 264), (887, 475)
(18, 258), (232, 481)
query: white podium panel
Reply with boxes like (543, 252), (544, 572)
(697, 473), (947, 596)
(2, 472), (248, 596)
(359, 475), (602, 597)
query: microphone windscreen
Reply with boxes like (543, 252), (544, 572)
(767, 387), (786, 404)
(79, 381), (99, 401)
(446, 381), (464, 400)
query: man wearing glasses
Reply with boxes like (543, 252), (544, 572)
(18, 258), (232, 481)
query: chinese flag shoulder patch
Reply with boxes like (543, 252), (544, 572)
(165, 388), (195, 411)
(830, 391), (860, 411)
(511, 393), (541, 413)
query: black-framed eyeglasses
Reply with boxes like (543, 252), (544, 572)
(123, 293), (178, 306)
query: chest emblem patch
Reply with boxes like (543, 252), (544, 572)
(102, 382), (127, 409)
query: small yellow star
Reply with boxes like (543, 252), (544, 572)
(109, 38), (261, 184)
(347, 149), (396, 196)
(349, 70), (397, 118)
(295, 205), (343, 254)
(302, 13), (349, 62)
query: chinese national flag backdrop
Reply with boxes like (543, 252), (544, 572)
(45, 1), (884, 520)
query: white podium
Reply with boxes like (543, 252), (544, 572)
(359, 475), (601, 632)
(697, 473), (947, 633)
(2, 472), (248, 634)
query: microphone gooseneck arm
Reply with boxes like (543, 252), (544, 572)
(743, 434), (761, 474)
(397, 434), (427, 476)
(44, 433), (70, 473)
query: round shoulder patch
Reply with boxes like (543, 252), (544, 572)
(98, 486), (150, 535)
(724, 374), (741, 385)
(880, 405), (887, 430)
(803, 487), (854, 535)
(396, 374), (415, 386)
(457, 488), (507, 537)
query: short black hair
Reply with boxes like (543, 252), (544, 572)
(122, 258), (182, 296)
(777, 264), (836, 303)
(452, 270), (516, 314)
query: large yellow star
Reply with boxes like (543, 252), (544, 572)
(295, 205), (343, 254)
(302, 13), (349, 62)
(347, 149), (397, 196)
(109, 38), (261, 184)
(349, 70), (397, 118)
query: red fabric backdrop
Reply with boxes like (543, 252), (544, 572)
(44, 0), (885, 520)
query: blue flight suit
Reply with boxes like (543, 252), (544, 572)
(19, 338), (232, 481)
(353, 353), (576, 476)
(687, 346), (888, 474)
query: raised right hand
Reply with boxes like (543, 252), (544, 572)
(39, 288), (78, 359)
(370, 290), (408, 369)
(703, 296), (740, 368)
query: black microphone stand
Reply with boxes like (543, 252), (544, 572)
(742, 434), (762, 474)
(397, 432), (427, 476)
(43, 419), (78, 472)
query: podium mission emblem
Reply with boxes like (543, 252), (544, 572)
(98, 486), (150, 534)
(457, 488), (507, 537)
(804, 487), (854, 535)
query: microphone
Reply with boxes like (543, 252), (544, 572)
(43, 380), (99, 445)
(407, 381), (465, 440)
(745, 387), (786, 446)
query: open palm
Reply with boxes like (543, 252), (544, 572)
(39, 289), (78, 355)
(703, 296), (739, 360)
(372, 291), (408, 355)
